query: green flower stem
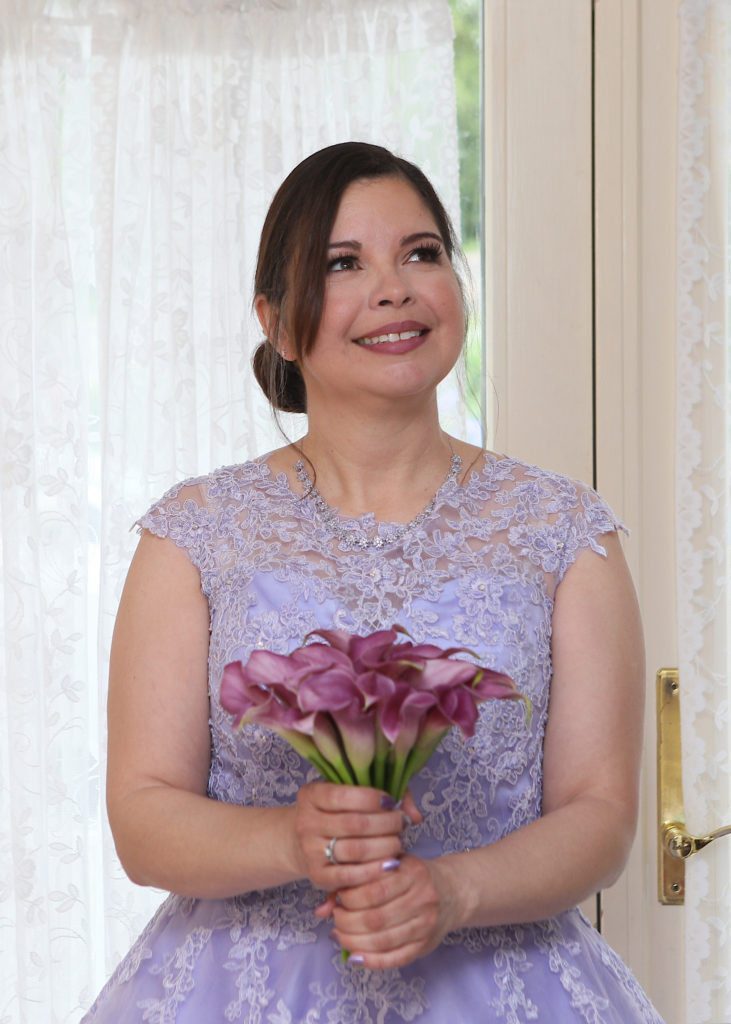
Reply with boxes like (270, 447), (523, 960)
(352, 760), (373, 787)
(394, 731), (449, 800)
(372, 726), (389, 791)
(308, 750), (346, 784)
(389, 749), (410, 802)
(327, 755), (357, 785)
(277, 729), (351, 784)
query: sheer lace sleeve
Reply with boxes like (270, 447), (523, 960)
(134, 476), (217, 596)
(555, 481), (629, 586)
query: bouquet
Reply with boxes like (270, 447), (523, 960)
(220, 625), (528, 800)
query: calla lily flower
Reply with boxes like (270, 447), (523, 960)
(220, 624), (527, 799)
(296, 668), (360, 712)
(355, 670), (396, 709)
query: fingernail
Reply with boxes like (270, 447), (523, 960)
(349, 954), (365, 965)
(381, 858), (401, 872)
(401, 812), (414, 828)
(380, 794), (397, 810)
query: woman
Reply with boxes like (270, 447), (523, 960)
(83, 142), (664, 1022)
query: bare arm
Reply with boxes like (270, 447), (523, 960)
(331, 532), (646, 965)
(106, 530), (409, 899)
(442, 531), (645, 925)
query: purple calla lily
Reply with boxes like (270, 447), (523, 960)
(220, 624), (527, 799)
(355, 669), (396, 709)
(296, 668), (360, 713)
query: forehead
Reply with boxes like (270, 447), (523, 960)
(332, 176), (440, 237)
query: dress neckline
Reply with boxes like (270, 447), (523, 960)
(253, 448), (506, 533)
(294, 452), (462, 549)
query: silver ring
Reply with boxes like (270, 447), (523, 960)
(324, 836), (340, 865)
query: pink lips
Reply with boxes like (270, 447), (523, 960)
(358, 334), (427, 355)
(353, 320), (430, 355)
(357, 320), (429, 339)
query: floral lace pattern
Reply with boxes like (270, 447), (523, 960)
(676, 3), (731, 1021)
(82, 452), (665, 1022)
(1, 2), (470, 1018)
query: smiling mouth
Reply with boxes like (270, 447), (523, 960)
(353, 329), (427, 346)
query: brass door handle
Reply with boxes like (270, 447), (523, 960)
(662, 822), (731, 859)
(657, 669), (731, 903)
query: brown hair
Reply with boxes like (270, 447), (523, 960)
(252, 141), (467, 415)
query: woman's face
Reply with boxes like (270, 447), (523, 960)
(297, 175), (465, 409)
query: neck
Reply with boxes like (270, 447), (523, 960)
(292, 408), (456, 515)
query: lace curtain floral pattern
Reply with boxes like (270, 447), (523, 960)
(676, 2), (731, 1021)
(0, 1), (464, 1018)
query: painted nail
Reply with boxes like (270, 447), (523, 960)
(381, 858), (401, 872)
(380, 794), (397, 810)
(349, 954), (365, 965)
(401, 812), (414, 828)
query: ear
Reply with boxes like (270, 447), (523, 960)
(254, 294), (294, 362)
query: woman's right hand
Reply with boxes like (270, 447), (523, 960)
(288, 782), (418, 892)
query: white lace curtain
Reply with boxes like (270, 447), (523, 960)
(0, 1), (464, 1018)
(676, 1), (731, 1021)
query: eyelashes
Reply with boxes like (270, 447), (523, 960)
(326, 254), (359, 273)
(326, 242), (444, 274)
(406, 241), (443, 263)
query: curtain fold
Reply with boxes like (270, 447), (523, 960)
(0, 1), (463, 1018)
(676, 2), (731, 1021)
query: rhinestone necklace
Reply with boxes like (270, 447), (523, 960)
(293, 450), (462, 550)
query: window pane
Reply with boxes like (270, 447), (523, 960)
(449, 0), (485, 446)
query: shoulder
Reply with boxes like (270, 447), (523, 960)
(132, 460), (268, 587)
(487, 452), (624, 520)
(135, 460), (269, 528)
(475, 452), (629, 582)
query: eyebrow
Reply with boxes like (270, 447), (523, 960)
(327, 231), (444, 250)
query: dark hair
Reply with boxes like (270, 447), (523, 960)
(252, 141), (466, 415)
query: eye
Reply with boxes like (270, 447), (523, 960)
(405, 242), (443, 264)
(327, 253), (359, 273)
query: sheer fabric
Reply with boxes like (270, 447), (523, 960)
(676, 2), (731, 1020)
(0, 1), (463, 1018)
(80, 453), (664, 1023)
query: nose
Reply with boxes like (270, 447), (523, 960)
(371, 265), (413, 308)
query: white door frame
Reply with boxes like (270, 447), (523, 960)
(483, 1), (682, 1017)
(595, 3), (682, 1019)
(484, 0), (594, 481)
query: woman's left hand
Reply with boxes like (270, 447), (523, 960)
(325, 854), (461, 970)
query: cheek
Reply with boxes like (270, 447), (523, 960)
(434, 280), (465, 335)
(318, 289), (359, 339)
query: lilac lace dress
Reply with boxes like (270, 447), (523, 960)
(82, 452), (664, 1024)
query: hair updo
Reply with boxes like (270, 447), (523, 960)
(251, 141), (464, 414)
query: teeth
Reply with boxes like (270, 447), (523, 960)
(355, 330), (424, 346)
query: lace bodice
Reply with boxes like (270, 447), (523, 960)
(136, 451), (627, 859)
(81, 450), (667, 1024)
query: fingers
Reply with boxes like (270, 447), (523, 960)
(400, 790), (423, 826)
(313, 807), (405, 840)
(341, 940), (428, 972)
(314, 892), (337, 919)
(330, 856), (449, 970)
(293, 782), (413, 892)
(336, 866), (408, 912)
(311, 855), (404, 894)
(324, 833), (402, 865)
(292, 783), (422, 897)
(333, 903), (440, 971)
(306, 782), (400, 815)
